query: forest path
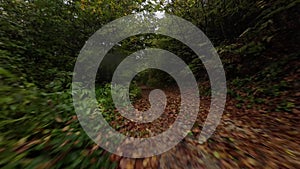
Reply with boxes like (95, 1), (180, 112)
(109, 88), (300, 169)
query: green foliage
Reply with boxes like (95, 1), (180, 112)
(129, 83), (142, 100)
(1, 0), (142, 86)
(0, 0), (142, 168)
(0, 67), (117, 168)
(96, 83), (141, 122)
(228, 52), (298, 110)
(166, 0), (261, 43)
(1, 0), (299, 167)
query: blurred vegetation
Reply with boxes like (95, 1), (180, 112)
(0, 0), (299, 168)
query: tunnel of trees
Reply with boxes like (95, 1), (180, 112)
(0, 0), (299, 168)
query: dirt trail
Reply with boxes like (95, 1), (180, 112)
(109, 88), (300, 169)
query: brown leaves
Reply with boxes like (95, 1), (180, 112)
(106, 87), (300, 168)
(117, 157), (159, 169)
(120, 158), (135, 169)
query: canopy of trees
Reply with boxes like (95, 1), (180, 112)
(0, 0), (299, 168)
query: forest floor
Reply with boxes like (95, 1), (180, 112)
(108, 87), (300, 169)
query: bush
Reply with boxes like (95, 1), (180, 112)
(0, 67), (117, 168)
